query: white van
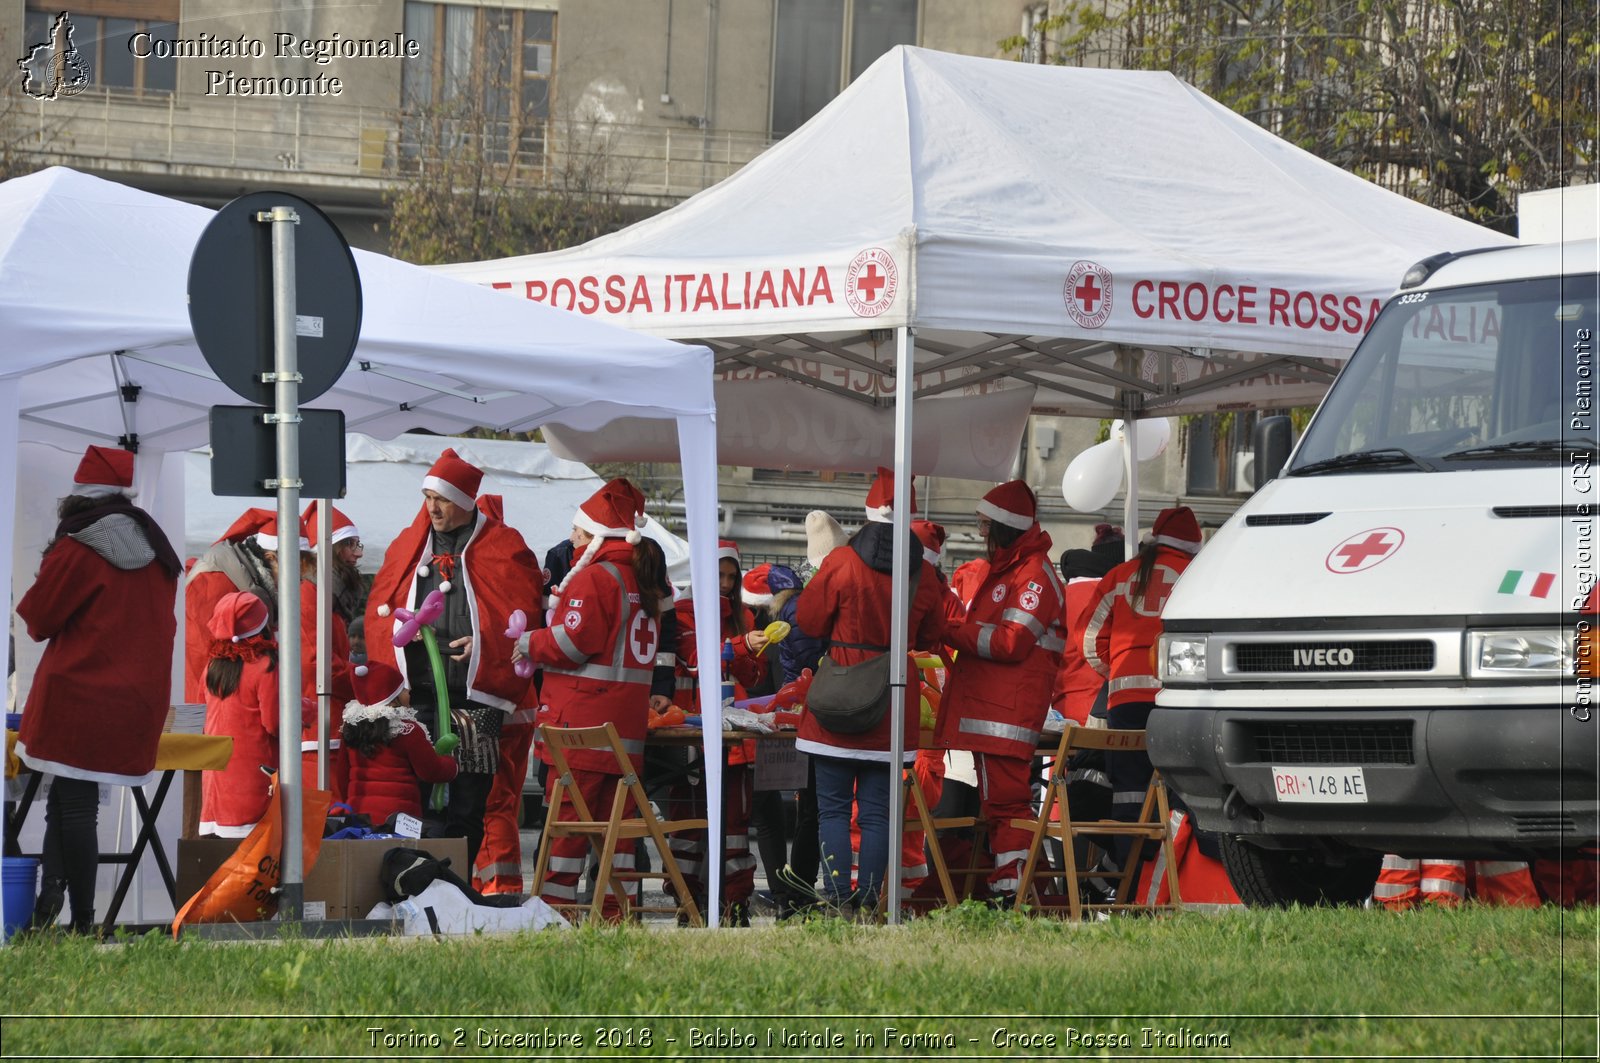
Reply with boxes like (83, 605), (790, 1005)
(1149, 239), (1598, 906)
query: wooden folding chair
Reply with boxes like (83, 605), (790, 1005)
(531, 723), (707, 926)
(877, 766), (990, 916)
(1011, 725), (1180, 919)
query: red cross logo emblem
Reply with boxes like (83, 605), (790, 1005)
(1131, 564), (1181, 617)
(1325, 527), (1405, 574)
(856, 264), (885, 302)
(845, 247), (898, 318)
(1063, 259), (1113, 328)
(629, 610), (658, 664)
(1074, 275), (1102, 312)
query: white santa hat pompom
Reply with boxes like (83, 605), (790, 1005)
(377, 604), (391, 618)
(354, 664), (369, 678)
(626, 513), (646, 546)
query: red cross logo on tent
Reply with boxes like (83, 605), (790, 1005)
(1324, 527), (1405, 574)
(846, 246), (898, 318)
(1063, 259), (1113, 329)
(629, 610), (658, 664)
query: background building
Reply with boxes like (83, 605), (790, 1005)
(0, 0), (1257, 566)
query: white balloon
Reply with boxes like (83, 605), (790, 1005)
(1113, 417), (1173, 462)
(1061, 439), (1124, 512)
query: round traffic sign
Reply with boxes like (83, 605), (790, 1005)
(188, 191), (362, 405)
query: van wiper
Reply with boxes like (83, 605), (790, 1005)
(1291, 447), (1439, 475)
(1442, 439), (1589, 460)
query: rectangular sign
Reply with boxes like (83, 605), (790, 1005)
(209, 404), (346, 498)
(754, 739), (808, 792)
(1271, 765), (1368, 804)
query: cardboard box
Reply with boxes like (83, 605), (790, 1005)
(176, 836), (467, 921)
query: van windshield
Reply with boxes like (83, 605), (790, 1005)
(1290, 274), (1596, 473)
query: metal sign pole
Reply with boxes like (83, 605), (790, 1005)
(316, 497), (332, 791)
(263, 205), (304, 919)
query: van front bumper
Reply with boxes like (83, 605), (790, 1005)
(1148, 704), (1598, 857)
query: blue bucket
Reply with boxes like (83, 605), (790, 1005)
(2, 856), (40, 939)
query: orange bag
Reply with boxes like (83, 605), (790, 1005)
(171, 775), (332, 935)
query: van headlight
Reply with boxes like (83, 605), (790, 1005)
(1159, 635), (1208, 683)
(1467, 629), (1572, 678)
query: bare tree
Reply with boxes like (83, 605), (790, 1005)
(1012, 0), (1598, 232)
(385, 24), (647, 265)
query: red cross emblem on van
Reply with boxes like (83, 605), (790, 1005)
(1325, 527), (1405, 574)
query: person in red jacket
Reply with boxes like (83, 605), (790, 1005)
(182, 508), (276, 703)
(935, 480), (1067, 906)
(335, 660), (458, 827)
(17, 446), (181, 933)
(663, 538), (771, 924)
(256, 513), (356, 795)
(199, 592), (290, 838)
(1081, 505), (1202, 859)
(471, 494), (545, 896)
(365, 448), (542, 865)
(515, 478), (661, 919)
(796, 467), (949, 915)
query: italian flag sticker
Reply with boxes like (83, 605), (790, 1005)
(1498, 570), (1556, 598)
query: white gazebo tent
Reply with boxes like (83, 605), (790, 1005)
(0, 167), (728, 932)
(439, 47), (1514, 914)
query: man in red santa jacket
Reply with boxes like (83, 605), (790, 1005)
(514, 478), (662, 920)
(365, 448), (542, 866)
(935, 480), (1067, 906)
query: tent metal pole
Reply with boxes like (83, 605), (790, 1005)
(886, 324), (915, 923)
(676, 414), (724, 928)
(1120, 348), (1141, 561)
(265, 204), (305, 918)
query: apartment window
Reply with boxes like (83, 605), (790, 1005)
(771, 0), (917, 137)
(401, 2), (555, 169)
(24, 2), (177, 96)
(1187, 411), (1285, 496)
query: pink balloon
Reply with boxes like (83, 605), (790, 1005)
(391, 589), (446, 647)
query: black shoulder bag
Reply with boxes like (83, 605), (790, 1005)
(806, 564), (920, 735)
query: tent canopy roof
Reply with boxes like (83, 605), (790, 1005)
(0, 166), (715, 457)
(440, 47), (1512, 475)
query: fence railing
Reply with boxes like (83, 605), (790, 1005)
(20, 88), (777, 204)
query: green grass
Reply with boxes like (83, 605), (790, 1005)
(2, 904), (1595, 1060)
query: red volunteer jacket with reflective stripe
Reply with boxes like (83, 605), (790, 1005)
(935, 525), (1065, 760)
(524, 542), (656, 774)
(1081, 545), (1193, 710)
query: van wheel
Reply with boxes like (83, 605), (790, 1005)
(1219, 835), (1381, 907)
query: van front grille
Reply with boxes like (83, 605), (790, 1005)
(1248, 721), (1414, 765)
(1234, 640), (1435, 673)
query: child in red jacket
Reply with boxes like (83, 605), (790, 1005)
(334, 661), (458, 828)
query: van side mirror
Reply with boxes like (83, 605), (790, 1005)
(1252, 416), (1294, 489)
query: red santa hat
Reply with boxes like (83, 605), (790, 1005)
(255, 514), (311, 553)
(70, 445), (135, 499)
(421, 447), (483, 511)
(304, 504), (359, 547)
(717, 538), (742, 566)
(556, 478), (648, 596)
(864, 466), (917, 523)
(1151, 506), (1203, 552)
(805, 510), (848, 570)
(742, 563), (773, 607)
(976, 480), (1037, 531)
(349, 660), (406, 708)
(215, 508), (275, 545)
(208, 590), (269, 643)
(912, 519), (947, 565)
